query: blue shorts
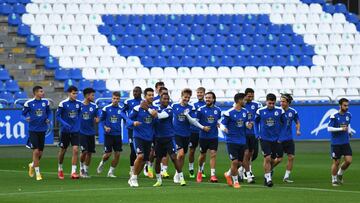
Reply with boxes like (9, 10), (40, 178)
(133, 137), (152, 161)
(331, 143), (352, 160)
(226, 143), (247, 161)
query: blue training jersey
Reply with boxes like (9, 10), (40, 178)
(244, 101), (262, 136)
(101, 103), (133, 136)
(129, 104), (158, 141)
(190, 100), (206, 133)
(154, 105), (174, 138)
(171, 102), (195, 137)
(221, 107), (249, 145)
(255, 106), (286, 142)
(279, 107), (299, 142)
(328, 112), (352, 145)
(123, 98), (142, 129)
(197, 105), (222, 139)
(56, 98), (82, 133)
(80, 102), (98, 136)
(22, 98), (51, 132)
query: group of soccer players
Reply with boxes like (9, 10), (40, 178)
(22, 82), (354, 188)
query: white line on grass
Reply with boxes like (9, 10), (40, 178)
(1, 169), (360, 196)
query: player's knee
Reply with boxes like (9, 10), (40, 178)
(232, 160), (239, 166)
(288, 155), (295, 161)
(73, 147), (79, 154)
(137, 154), (144, 161)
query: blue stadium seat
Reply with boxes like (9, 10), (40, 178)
(239, 34), (253, 45)
(0, 68), (10, 80)
(154, 56), (167, 67)
(155, 15), (167, 24)
(231, 15), (244, 24)
(112, 24), (125, 35)
(278, 34), (292, 45)
(143, 15), (154, 24)
(221, 55), (233, 67)
(244, 14), (257, 24)
(139, 24), (151, 35)
(184, 45), (197, 56)
(168, 56), (181, 67)
(70, 68), (83, 80)
(255, 24), (268, 34)
(207, 15), (219, 24)
(195, 56), (207, 66)
(77, 91), (84, 100)
(274, 55), (287, 66)
(281, 25), (293, 34)
(171, 45), (184, 56)
(189, 34), (200, 45)
(148, 34), (161, 45)
(300, 55), (313, 66)
(302, 44), (315, 55)
(102, 15), (115, 25)
(17, 23), (30, 36)
(250, 45), (263, 55)
(234, 55), (248, 66)
(129, 15), (142, 25)
(8, 13), (21, 25)
(178, 24), (190, 34)
(141, 56), (154, 67)
(181, 15), (193, 24)
(201, 34), (213, 45)
(334, 3), (347, 13)
(125, 24), (138, 35)
(214, 34), (226, 45)
(122, 34), (134, 46)
(98, 25), (111, 35)
(54, 68), (70, 80)
(14, 90), (27, 99)
(0, 3), (13, 15)
(227, 34), (239, 45)
(217, 24), (229, 34)
(5, 79), (20, 92)
(263, 45), (276, 56)
(248, 55), (261, 66)
(345, 13), (359, 24)
(229, 24), (242, 35)
(268, 24), (281, 34)
(175, 34), (188, 45)
(44, 56), (59, 69)
(26, 34), (40, 47)
(102, 90), (112, 98)
(204, 24), (217, 35)
(194, 15), (206, 24)
(253, 34), (265, 45)
(108, 34), (121, 46)
(164, 24), (177, 35)
(64, 79), (77, 92)
(159, 45), (171, 56)
(117, 45), (131, 56)
(0, 91), (14, 105)
(151, 24), (164, 35)
(211, 45), (223, 56)
(168, 15), (181, 24)
(13, 3), (25, 14)
(224, 45), (237, 56)
(191, 24), (203, 35)
(131, 45), (145, 56)
(265, 34), (278, 45)
(145, 45), (158, 56)
(276, 44), (289, 55)
(261, 55), (274, 66)
(238, 45), (250, 55)
(181, 56), (194, 67)
(198, 45), (210, 56)
(0, 82), (5, 91)
(289, 45), (302, 55)
(258, 14), (270, 24)
(208, 56), (220, 66)
(292, 34), (304, 45)
(116, 15), (129, 25)
(287, 55), (300, 66)
(95, 91), (102, 99)
(78, 79), (91, 91)
(323, 3), (335, 14)
(35, 45), (49, 58)
(93, 80), (106, 91)
(133, 34), (147, 46)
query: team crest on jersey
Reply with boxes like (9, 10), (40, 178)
(274, 111), (279, 116)
(178, 113), (186, 122)
(346, 116), (349, 121)
(236, 119), (244, 127)
(207, 115), (215, 123)
(214, 110), (218, 115)
(265, 118), (275, 127)
(42, 102), (46, 107)
(242, 113), (247, 118)
(89, 107), (93, 112)
(82, 112), (90, 120)
(76, 104), (79, 108)
(110, 115), (118, 123)
(288, 112), (293, 117)
(251, 105), (255, 109)
(143, 115), (153, 124)
(68, 110), (77, 118)
(35, 109), (43, 117)
(118, 110), (121, 114)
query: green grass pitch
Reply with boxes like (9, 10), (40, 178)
(0, 141), (360, 203)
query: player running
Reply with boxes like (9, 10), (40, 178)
(97, 92), (139, 178)
(242, 88), (262, 181)
(56, 86), (82, 179)
(255, 93), (286, 187)
(79, 88), (99, 178)
(327, 98), (354, 186)
(128, 88), (158, 187)
(153, 93), (186, 186)
(122, 86), (142, 176)
(23, 86), (51, 181)
(185, 92), (221, 183)
(222, 93), (253, 188)
(188, 87), (206, 178)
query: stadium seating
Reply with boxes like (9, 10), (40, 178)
(0, 0), (359, 103)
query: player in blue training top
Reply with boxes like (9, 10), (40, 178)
(188, 87), (206, 179)
(242, 88), (262, 181)
(153, 93), (186, 187)
(185, 92), (221, 183)
(96, 91), (140, 178)
(56, 86), (82, 180)
(255, 93), (286, 187)
(123, 86), (142, 176)
(22, 86), (51, 181)
(221, 93), (253, 188)
(79, 88), (99, 178)
(275, 93), (301, 183)
(153, 81), (165, 104)
(128, 88), (159, 187)
(327, 98), (354, 186)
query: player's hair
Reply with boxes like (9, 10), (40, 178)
(155, 81), (165, 89)
(196, 87), (206, 93)
(159, 86), (168, 94)
(144, 87), (154, 96)
(234, 93), (246, 103)
(161, 92), (169, 98)
(339, 98), (349, 105)
(205, 91), (216, 103)
(245, 88), (255, 95)
(32, 86), (43, 94)
(133, 86), (142, 92)
(266, 93), (276, 101)
(112, 91), (121, 97)
(181, 88), (192, 96)
(67, 86), (78, 93)
(281, 93), (293, 104)
(83, 88), (95, 96)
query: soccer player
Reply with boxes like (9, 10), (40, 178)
(57, 86), (82, 179)
(277, 93), (301, 183)
(327, 98), (353, 186)
(188, 87), (206, 178)
(153, 81), (165, 103)
(79, 88), (99, 178)
(255, 93), (285, 187)
(186, 92), (221, 183)
(153, 86), (170, 106)
(22, 86), (51, 181)
(128, 88), (158, 187)
(123, 86), (142, 176)
(221, 93), (253, 188)
(243, 88), (262, 180)
(171, 88), (206, 184)
(153, 93), (186, 186)
(97, 92), (140, 178)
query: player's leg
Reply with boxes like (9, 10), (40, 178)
(188, 133), (199, 178)
(174, 136), (188, 183)
(146, 147), (155, 178)
(107, 136), (122, 178)
(209, 138), (218, 182)
(153, 138), (164, 186)
(97, 135), (112, 174)
(58, 132), (70, 179)
(160, 155), (169, 178)
(167, 138), (185, 186)
(331, 144), (342, 186)
(128, 129), (136, 176)
(70, 133), (80, 179)
(271, 142), (283, 171)
(83, 136), (95, 177)
(337, 144), (353, 184)
(224, 143), (238, 187)
(129, 138), (149, 187)
(79, 135), (87, 177)
(261, 140), (273, 187)
(283, 140), (295, 183)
